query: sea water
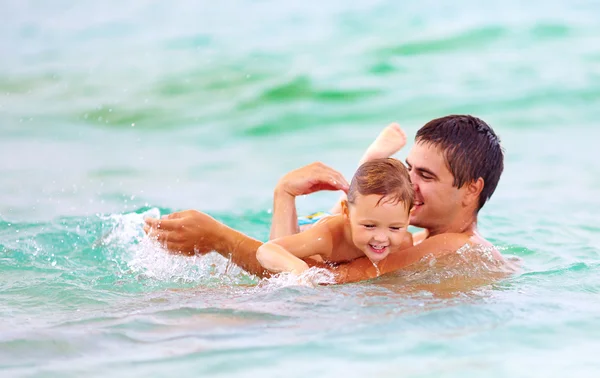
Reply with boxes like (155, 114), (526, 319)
(1, 0), (600, 376)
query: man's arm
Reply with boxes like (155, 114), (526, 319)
(269, 162), (348, 240)
(331, 233), (473, 284)
(145, 210), (269, 277)
(144, 212), (478, 284)
(270, 189), (300, 241)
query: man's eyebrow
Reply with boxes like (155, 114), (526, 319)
(405, 159), (438, 179)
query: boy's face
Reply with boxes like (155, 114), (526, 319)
(405, 142), (466, 232)
(343, 193), (410, 263)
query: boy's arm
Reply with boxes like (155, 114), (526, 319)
(258, 221), (334, 274)
(331, 233), (472, 283)
(256, 244), (311, 275)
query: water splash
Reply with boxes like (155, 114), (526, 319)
(96, 208), (256, 286)
(96, 207), (160, 246)
(257, 267), (337, 290)
(371, 260), (381, 277)
(377, 244), (519, 294)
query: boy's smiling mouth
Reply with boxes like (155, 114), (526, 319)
(368, 244), (388, 254)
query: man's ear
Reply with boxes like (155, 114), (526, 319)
(464, 177), (484, 207)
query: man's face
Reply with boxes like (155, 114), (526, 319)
(345, 194), (410, 263)
(406, 142), (464, 233)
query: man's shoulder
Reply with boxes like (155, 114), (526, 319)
(423, 232), (473, 248)
(421, 232), (493, 253)
(425, 231), (504, 261)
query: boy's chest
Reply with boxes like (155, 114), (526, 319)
(329, 241), (364, 263)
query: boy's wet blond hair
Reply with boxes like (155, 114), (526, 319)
(347, 158), (414, 212)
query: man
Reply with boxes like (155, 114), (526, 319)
(145, 115), (510, 283)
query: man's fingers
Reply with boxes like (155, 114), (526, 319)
(166, 212), (184, 220)
(165, 241), (195, 256)
(311, 183), (346, 193)
(315, 168), (349, 192)
(145, 217), (159, 227)
(149, 218), (180, 231)
(319, 166), (348, 188)
(158, 231), (184, 243)
(329, 173), (349, 192)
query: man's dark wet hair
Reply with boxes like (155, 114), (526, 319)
(416, 115), (504, 211)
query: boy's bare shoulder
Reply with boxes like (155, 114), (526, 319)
(312, 213), (344, 230)
(310, 214), (351, 255)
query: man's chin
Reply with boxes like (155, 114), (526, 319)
(409, 214), (425, 228)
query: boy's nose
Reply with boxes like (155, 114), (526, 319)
(372, 231), (387, 242)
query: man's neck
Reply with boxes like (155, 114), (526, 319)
(426, 213), (478, 238)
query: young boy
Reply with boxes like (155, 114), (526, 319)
(297, 122), (408, 229)
(256, 158), (414, 275)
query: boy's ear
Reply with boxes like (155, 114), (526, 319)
(463, 177), (484, 207)
(341, 200), (350, 219)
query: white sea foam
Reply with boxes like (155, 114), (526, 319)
(98, 208), (250, 284)
(256, 268), (337, 290)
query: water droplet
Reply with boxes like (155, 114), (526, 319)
(371, 260), (381, 277)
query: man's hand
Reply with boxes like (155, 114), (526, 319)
(275, 162), (349, 197)
(144, 210), (224, 255)
(269, 162), (349, 240)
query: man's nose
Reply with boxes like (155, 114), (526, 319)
(409, 171), (419, 192)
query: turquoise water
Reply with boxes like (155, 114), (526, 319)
(2, 0), (600, 376)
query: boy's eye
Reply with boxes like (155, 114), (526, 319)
(363, 224), (375, 229)
(390, 227), (401, 231)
